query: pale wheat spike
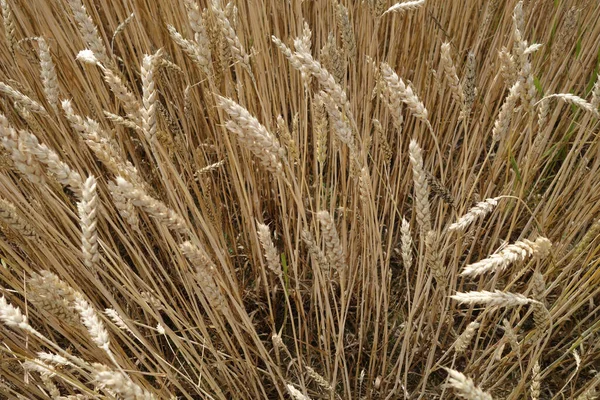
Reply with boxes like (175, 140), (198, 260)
(291, 38), (352, 117)
(180, 241), (225, 311)
(502, 319), (519, 351)
(454, 321), (480, 353)
(305, 366), (333, 393)
(383, 0), (426, 15)
(401, 217), (413, 270)
(492, 80), (521, 142)
(451, 290), (539, 308)
(530, 361), (541, 400)
(317, 210), (346, 269)
(300, 20), (311, 53)
(36, 352), (77, 368)
(167, 24), (211, 75)
(445, 368), (493, 400)
(379, 74), (405, 133)
(19, 129), (83, 196)
(449, 197), (501, 232)
(541, 94), (600, 117)
(461, 237), (551, 277)
(113, 177), (188, 235)
(215, 95), (285, 174)
(28, 270), (80, 325)
(591, 74), (600, 110)
(0, 82), (48, 115)
(463, 51), (477, 111)
(37, 38), (59, 112)
(301, 229), (329, 274)
(107, 181), (140, 231)
(212, 0), (251, 71)
(104, 308), (134, 336)
(92, 363), (157, 399)
(256, 222), (282, 277)
(440, 43), (465, 111)
(0, 197), (38, 239)
(1, 0), (16, 52)
(498, 47), (518, 86)
(141, 51), (161, 142)
(64, 103), (140, 183)
(380, 63), (429, 126)
(512, 2), (536, 111)
(73, 295), (111, 353)
(319, 90), (354, 150)
(0, 295), (35, 333)
(184, 0), (212, 64)
(336, 3), (356, 60)
(0, 113), (46, 184)
(286, 384), (312, 400)
(408, 139), (431, 234)
(79, 175), (99, 270)
(65, 0), (112, 67)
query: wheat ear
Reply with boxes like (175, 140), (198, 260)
(65, 0), (112, 67)
(449, 197), (501, 232)
(445, 368), (493, 400)
(212, 0), (251, 72)
(140, 50), (161, 143)
(0, 0), (16, 52)
(454, 322), (480, 353)
(215, 95), (285, 174)
(383, 0), (426, 15)
(461, 237), (551, 277)
(92, 363), (156, 400)
(0, 197), (38, 239)
(317, 210), (346, 270)
(37, 38), (59, 112)
(0, 113), (46, 184)
(380, 63), (429, 126)
(257, 223), (282, 277)
(335, 3), (356, 60)
(112, 177), (188, 235)
(0, 82), (48, 115)
(492, 80), (521, 142)
(167, 24), (211, 76)
(440, 42), (466, 113)
(183, 0), (212, 65)
(286, 384), (312, 400)
(28, 270), (79, 324)
(540, 94), (599, 117)
(180, 241), (225, 311)
(79, 175), (99, 270)
(451, 290), (539, 308)
(408, 139), (432, 234)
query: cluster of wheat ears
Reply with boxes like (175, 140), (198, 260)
(0, 0), (599, 398)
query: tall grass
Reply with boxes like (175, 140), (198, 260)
(0, 0), (599, 398)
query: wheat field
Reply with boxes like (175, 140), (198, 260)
(0, 0), (599, 398)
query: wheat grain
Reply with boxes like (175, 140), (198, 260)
(79, 175), (99, 270)
(445, 368), (493, 400)
(461, 237), (551, 277)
